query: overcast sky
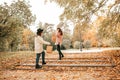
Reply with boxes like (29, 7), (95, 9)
(0, 0), (64, 32)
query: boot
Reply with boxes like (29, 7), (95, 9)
(61, 54), (64, 57)
(42, 62), (46, 65)
(35, 64), (42, 69)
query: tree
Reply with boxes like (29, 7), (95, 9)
(46, 0), (107, 24)
(37, 22), (54, 42)
(72, 23), (84, 42)
(46, 0), (120, 47)
(0, 0), (35, 51)
(98, 0), (120, 46)
(20, 28), (35, 51)
(46, 0), (108, 48)
(82, 26), (97, 47)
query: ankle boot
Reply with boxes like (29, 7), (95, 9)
(59, 56), (61, 60)
(42, 62), (46, 65)
(35, 64), (42, 69)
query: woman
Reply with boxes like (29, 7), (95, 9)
(55, 28), (64, 60)
(34, 28), (50, 69)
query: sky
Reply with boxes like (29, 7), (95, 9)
(0, 0), (64, 32)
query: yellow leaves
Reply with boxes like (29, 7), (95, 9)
(115, 0), (120, 4)
(22, 28), (34, 44)
(69, 0), (78, 6)
(83, 0), (88, 4)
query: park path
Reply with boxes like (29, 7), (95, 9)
(0, 48), (120, 80)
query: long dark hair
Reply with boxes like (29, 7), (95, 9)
(57, 28), (63, 35)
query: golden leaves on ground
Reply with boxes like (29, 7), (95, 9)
(0, 50), (120, 80)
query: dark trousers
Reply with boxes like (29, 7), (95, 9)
(36, 51), (45, 65)
(57, 44), (64, 59)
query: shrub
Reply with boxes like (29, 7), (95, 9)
(73, 41), (80, 49)
(62, 39), (71, 49)
(84, 40), (91, 50)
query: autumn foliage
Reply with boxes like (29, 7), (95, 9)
(20, 28), (35, 50)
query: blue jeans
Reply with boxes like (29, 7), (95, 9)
(36, 51), (45, 65)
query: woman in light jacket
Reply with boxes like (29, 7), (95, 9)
(55, 28), (64, 60)
(35, 28), (50, 69)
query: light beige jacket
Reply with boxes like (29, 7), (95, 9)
(35, 36), (50, 53)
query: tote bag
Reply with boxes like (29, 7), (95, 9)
(46, 45), (53, 53)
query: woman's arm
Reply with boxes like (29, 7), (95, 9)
(38, 37), (50, 45)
